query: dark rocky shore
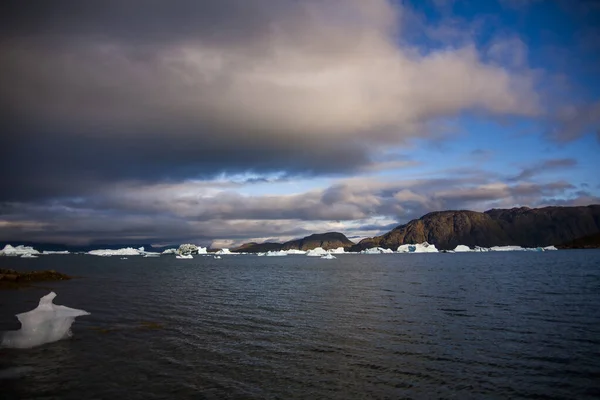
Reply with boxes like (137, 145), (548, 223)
(0, 268), (72, 290)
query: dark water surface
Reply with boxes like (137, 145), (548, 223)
(1, 251), (599, 399)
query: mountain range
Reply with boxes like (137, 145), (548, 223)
(235, 204), (600, 252)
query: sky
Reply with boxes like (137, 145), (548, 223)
(0, 0), (599, 248)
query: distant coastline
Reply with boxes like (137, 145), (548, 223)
(1, 205), (599, 253)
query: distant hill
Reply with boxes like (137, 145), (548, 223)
(233, 232), (354, 253)
(352, 205), (600, 251)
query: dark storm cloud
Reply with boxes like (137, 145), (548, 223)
(0, 0), (540, 202)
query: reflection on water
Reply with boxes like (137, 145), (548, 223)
(1, 251), (600, 399)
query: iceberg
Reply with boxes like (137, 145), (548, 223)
(284, 249), (307, 255)
(489, 246), (525, 252)
(213, 255), (222, 259)
(328, 247), (346, 254)
(88, 247), (143, 257)
(265, 250), (288, 257)
(162, 248), (177, 255)
(176, 254), (193, 259)
(42, 250), (71, 255)
(0, 244), (40, 257)
(215, 248), (232, 255)
(306, 247), (328, 257)
(321, 253), (336, 259)
(361, 247), (394, 254)
(397, 242), (438, 253)
(21, 254), (38, 258)
(143, 252), (160, 257)
(1, 292), (90, 349)
(176, 244), (207, 256)
(453, 245), (472, 252)
(543, 245), (558, 251)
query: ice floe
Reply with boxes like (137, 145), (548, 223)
(88, 247), (143, 257)
(215, 248), (232, 255)
(328, 247), (346, 254)
(321, 253), (336, 259)
(361, 247), (394, 254)
(0, 245), (40, 257)
(42, 250), (71, 255)
(1, 292), (90, 349)
(176, 244), (207, 256)
(306, 247), (328, 257)
(176, 254), (193, 259)
(265, 250), (288, 257)
(397, 242), (438, 253)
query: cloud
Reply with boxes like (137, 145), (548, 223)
(547, 102), (600, 141)
(0, 0), (540, 201)
(508, 158), (578, 181)
(0, 171), (586, 245)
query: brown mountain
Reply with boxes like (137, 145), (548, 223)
(353, 205), (600, 251)
(557, 232), (600, 249)
(233, 232), (354, 253)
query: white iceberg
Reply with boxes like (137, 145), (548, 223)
(176, 244), (207, 256)
(543, 245), (558, 251)
(143, 252), (161, 257)
(42, 250), (71, 255)
(266, 250), (288, 257)
(284, 249), (307, 255)
(306, 247), (328, 257)
(397, 242), (438, 253)
(453, 245), (472, 252)
(214, 255), (222, 259)
(21, 254), (38, 258)
(87, 247), (143, 257)
(176, 254), (193, 259)
(1, 292), (90, 349)
(489, 246), (525, 252)
(328, 247), (346, 254)
(0, 244), (40, 257)
(162, 248), (177, 255)
(215, 248), (232, 255)
(321, 253), (336, 259)
(361, 247), (394, 254)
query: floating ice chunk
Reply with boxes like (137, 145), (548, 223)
(453, 245), (472, 252)
(214, 255), (222, 259)
(266, 250), (288, 257)
(328, 247), (346, 254)
(162, 248), (177, 255)
(215, 248), (232, 255)
(176, 244), (207, 256)
(321, 253), (336, 259)
(306, 247), (328, 257)
(143, 252), (160, 257)
(21, 254), (39, 258)
(284, 249), (307, 255)
(176, 254), (193, 259)
(42, 250), (71, 255)
(543, 245), (558, 251)
(1, 292), (90, 349)
(397, 242), (438, 253)
(361, 247), (394, 254)
(489, 246), (525, 252)
(0, 244), (40, 257)
(88, 247), (143, 256)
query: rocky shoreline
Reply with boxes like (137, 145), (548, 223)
(0, 268), (72, 290)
